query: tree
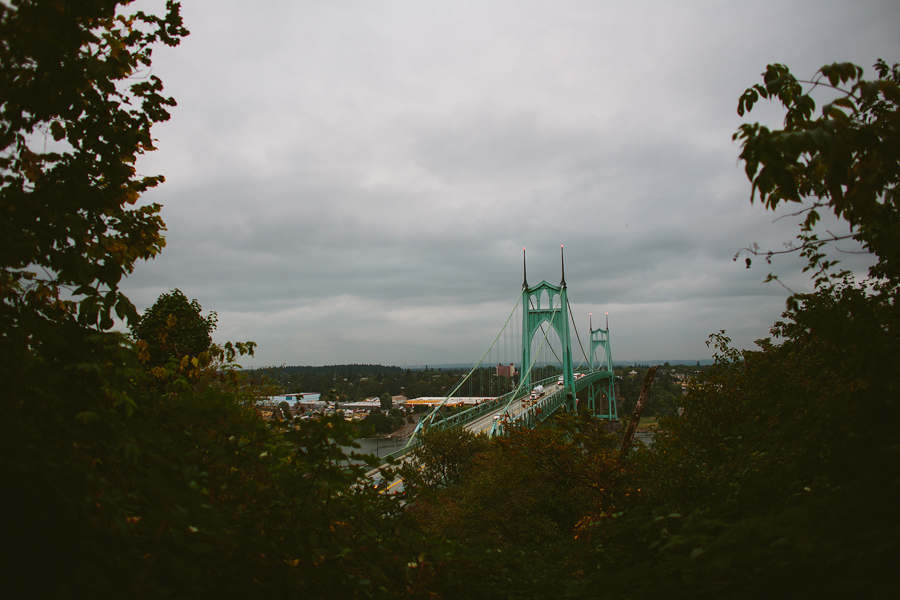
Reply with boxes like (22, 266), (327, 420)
(570, 60), (900, 599)
(592, 296), (899, 598)
(278, 400), (293, 421)
(734, 60), (900, 290)
(130, 288), (217, 368)
(0, 0), (188, 336)
(400, 426), (490, 493)
(380, 392), (393, 410)
(0, 5), (442, 598)
(0, 3), (190, 594)
(408, 414), (622, 550)
(363, 408), (404, 435)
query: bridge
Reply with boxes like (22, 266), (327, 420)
(381, 247), (618, 463)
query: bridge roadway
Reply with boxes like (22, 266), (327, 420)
(461, 370), (613, 434)
(463, 382), (562, 434)
(370, 369), (614, 494)
(393, 369), (613, 459)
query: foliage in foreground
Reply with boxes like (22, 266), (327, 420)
(590, 292), (899, 598)
(405, 416), (621, 549)
(0, 3), (419, 597)
(130, 288), (218, 368)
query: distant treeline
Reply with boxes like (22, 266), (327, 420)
(251, 364), (481, 401)
(254, 364), (405, 377)
(253, 360), (712, 377)
(251, 362), (709, 415)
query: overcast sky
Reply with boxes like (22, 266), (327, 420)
(123, 0), (899, 367)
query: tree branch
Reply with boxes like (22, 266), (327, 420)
(620, 366), (658, 459)
(735, 232), (858, 263)
(798, 77), (857, 99)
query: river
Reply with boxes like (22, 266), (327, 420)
(342, 435), (413, 459)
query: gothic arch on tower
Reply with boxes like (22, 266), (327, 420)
(521, 280), (574, 405)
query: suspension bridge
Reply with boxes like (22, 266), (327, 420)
(380, 247), (618, 464)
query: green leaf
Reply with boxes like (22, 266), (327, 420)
(50, 121), (66, 141)
(75, 411), (101, 424)
(186, 542), (212, 554)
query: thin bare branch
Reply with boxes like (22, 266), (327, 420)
(798, 77), (857, 99)
(772, 201), (828, 223)
(739, 233), (856, 260)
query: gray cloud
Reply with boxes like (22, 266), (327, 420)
(124, 0), (898, 366)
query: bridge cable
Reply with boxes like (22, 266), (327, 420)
(567, 297), (592, 369)
(528, 296), (564, 366)
(406, 290), (526, 447)
(490, 292), (562, 435)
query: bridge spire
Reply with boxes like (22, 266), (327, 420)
(560, 244), (566, 288)
(523, 247), (528, 290)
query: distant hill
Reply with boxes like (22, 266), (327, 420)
(250, 364), (405, 376)
(614, 359), (714, 367)
(251, 359), (714, 376)
(391, 360), (715, 370)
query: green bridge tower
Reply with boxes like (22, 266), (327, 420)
(588, 312), (617, 419)
(521, 246), (576, 411)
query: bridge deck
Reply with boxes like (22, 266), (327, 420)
(380, 368), (615, 463)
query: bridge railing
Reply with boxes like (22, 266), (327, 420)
(431, 388), (518, 430)
(509, 369), (616, 429)
(491, 374), (567, 434)
(412, 369), (613, 440)
(378, 369), (617, 462)
(508, 385), (568, 429)
(380, 441), (418, 464)
(377, 389), (522, 464)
